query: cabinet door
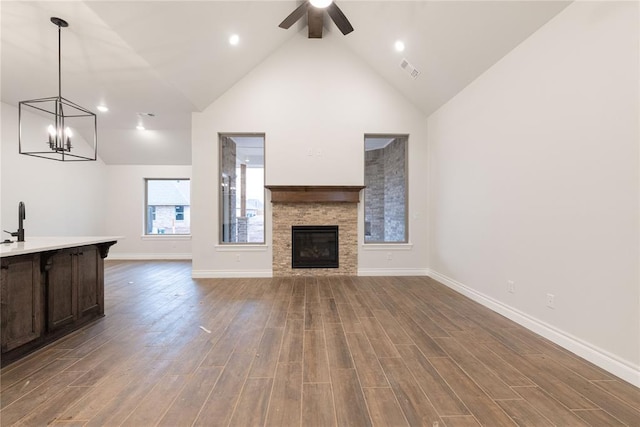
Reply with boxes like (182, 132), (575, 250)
(1, 255), (42, 352)
(47, 249), (77, 331)
(76, 245), (102, 318)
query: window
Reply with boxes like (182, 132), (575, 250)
(364, 135), (408, 243)
(145, 179), (191, 235)
(175, 206), (184, 221)
(220, 134), (265, 244)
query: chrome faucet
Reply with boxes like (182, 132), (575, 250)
(3, 201), (26, 242)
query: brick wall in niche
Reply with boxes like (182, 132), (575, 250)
(272, 202), (358, 276)
(364, 137), (406, 242)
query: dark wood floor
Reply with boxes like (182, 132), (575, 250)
(2, 261), (639, 426)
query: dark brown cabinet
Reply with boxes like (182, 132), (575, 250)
(76, 245), (103, 320)
(47, 248), (77, 331)
(1, 240), (115, 365)
(46, 245), (103, 331)
(0, 254), (43, 352)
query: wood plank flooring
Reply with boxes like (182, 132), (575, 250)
(2, 261), (639, 426)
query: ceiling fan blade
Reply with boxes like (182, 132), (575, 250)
(279, 1), (309, 29)
(327, 2), (353, 35)
(308, 6), (324, 38)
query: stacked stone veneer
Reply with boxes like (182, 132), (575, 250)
(272, 202), (358, 276)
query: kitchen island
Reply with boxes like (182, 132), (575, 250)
(0, 237), (119, 365)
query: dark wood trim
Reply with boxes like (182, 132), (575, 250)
(265, 185), (365, 203)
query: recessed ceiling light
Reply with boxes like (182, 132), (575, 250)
(394, 40), (405, 52)
(229, 34), (240, 46)
(310, 0), (333, 8)
(96, 105), (109, 113)
(136, 124), (145, 131)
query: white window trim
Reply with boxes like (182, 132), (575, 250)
(360, 243), (413, 251)
(218, 133), (266, 245)
(214, 244), (269, 252)
(141, 234), (192, 241)
(144, 178), (191, 236)
(363, 134), (409, 245)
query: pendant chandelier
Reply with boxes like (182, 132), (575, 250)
(18, 17), (97, 161)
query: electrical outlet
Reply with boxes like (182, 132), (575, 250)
(507, 280), (516, 293)
(546, 293), (555, 309)
(386, 252), (393, 261)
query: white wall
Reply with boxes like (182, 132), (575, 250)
(1, 102), (107, 238)
(105, 165), (192, 259)
(427, 2), (639, 385)
(192, 34), (429, 277)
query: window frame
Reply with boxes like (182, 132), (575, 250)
(218, 133), (266, 245)
(144, 178), (191, 236)
(363, 134), (409, 244)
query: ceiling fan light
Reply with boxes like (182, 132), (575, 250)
(310, 0), (333, 9)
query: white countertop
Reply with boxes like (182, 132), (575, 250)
(0, 236), (121, 257)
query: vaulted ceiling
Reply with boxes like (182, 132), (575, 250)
(1, 1), (570, 165)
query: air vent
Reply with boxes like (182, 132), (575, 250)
(399, 58), (420, 79)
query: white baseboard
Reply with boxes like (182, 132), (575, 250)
(192, 269), (273, 278)
(428, 269), (640, 388)
(107, 253), (192, 261)
(358, 268), (429, 276)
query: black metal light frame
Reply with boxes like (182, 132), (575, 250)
(18, 17), (97, 162)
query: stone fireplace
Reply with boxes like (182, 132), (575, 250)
(267, 186), (364, 276)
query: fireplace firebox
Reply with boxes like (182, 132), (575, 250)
(291, 225), (339, 269)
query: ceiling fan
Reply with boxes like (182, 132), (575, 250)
(279, 0), (354, 39)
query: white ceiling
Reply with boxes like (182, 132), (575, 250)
(1, 1), (570, 165)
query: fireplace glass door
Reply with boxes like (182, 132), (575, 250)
(291, 226), (339, 268)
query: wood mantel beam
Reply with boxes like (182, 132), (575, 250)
(265, 185), (365, 203)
